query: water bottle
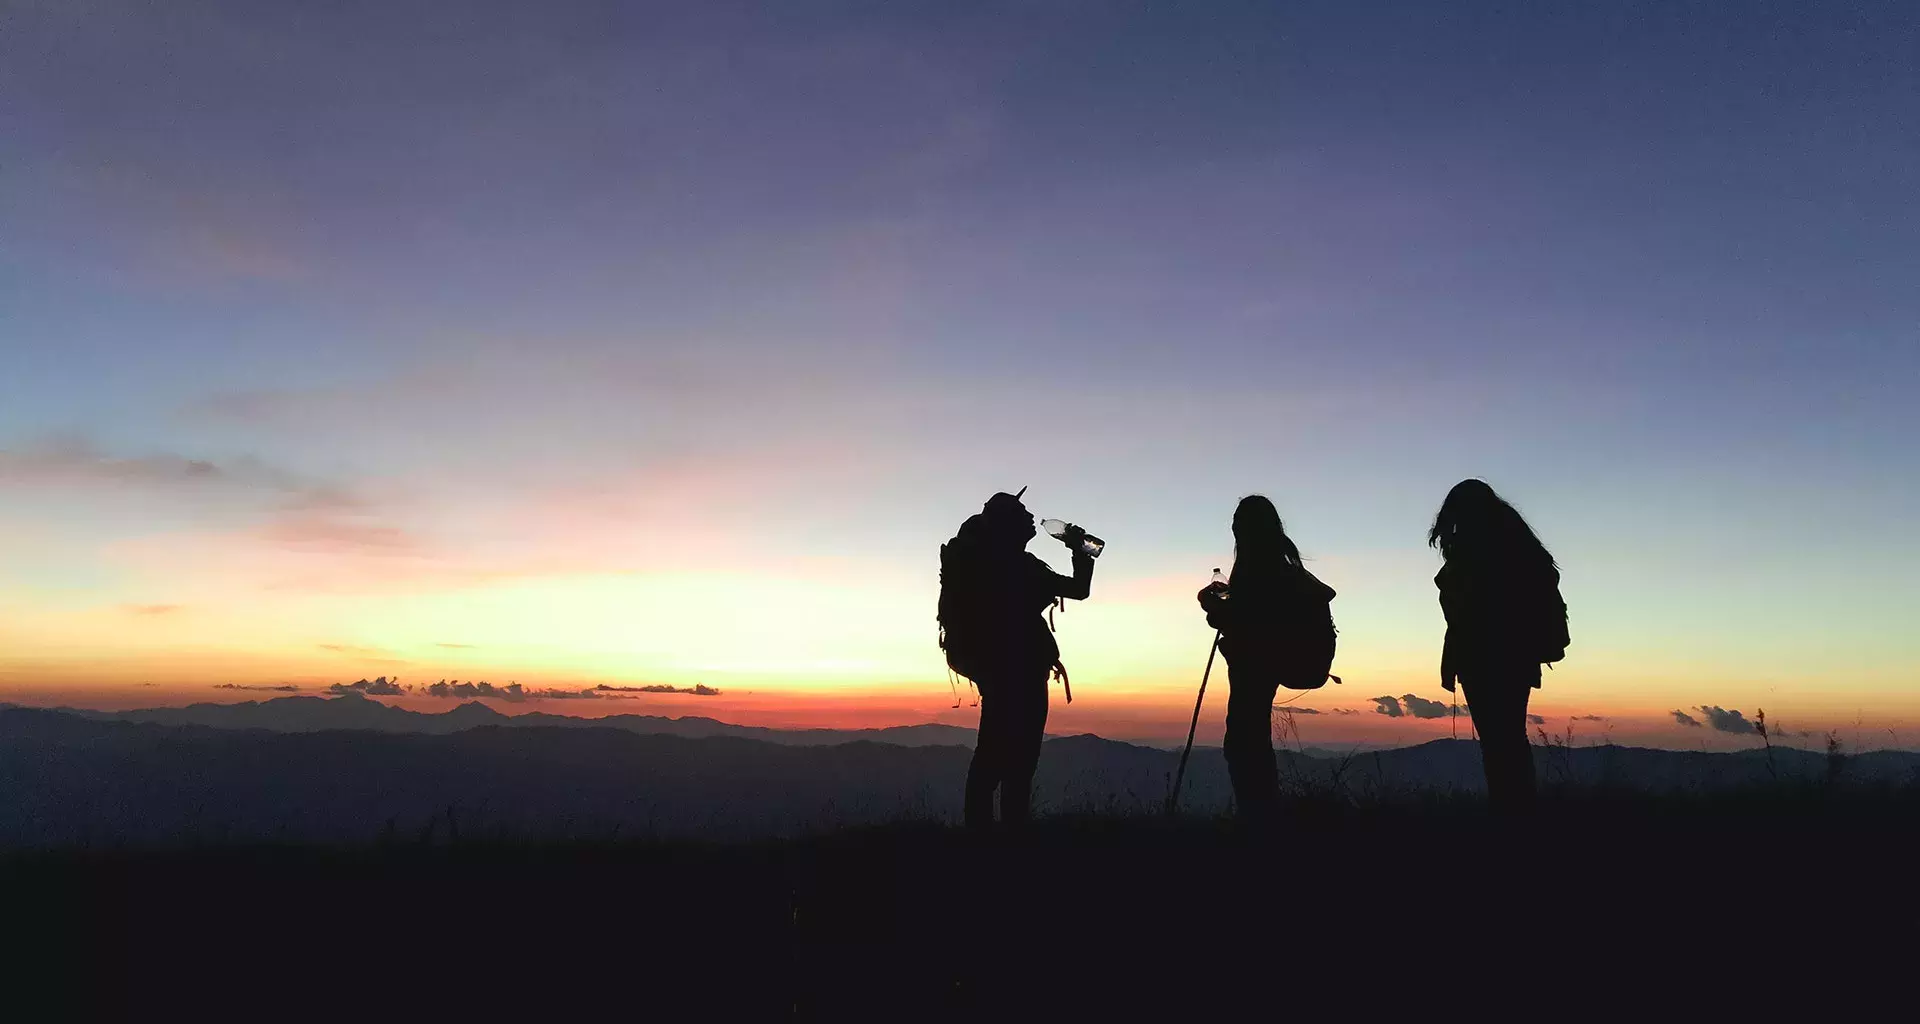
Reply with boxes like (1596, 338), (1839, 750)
(1210, 567), (1229, 599)
(1040, 518), (1105, 558)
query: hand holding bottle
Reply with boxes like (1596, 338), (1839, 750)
(1040, 518), (1105, 558)
(1197, 567), (1230, 609)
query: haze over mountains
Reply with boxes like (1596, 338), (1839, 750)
(4, 694), (1916, 849)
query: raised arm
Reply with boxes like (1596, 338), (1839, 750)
(1037, 550), (1094, 602)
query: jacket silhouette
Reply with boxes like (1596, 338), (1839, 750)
(944, 491), (1093, 829)
(1197, 496), (1333, 824)
(1431, 479), (1567, 812)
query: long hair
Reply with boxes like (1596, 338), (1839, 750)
(1428, 479), (1555, 568)
(1232, 494), (1302, 572)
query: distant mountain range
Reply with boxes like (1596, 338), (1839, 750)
(2, 696), (1915, 849)
(51, 691), (983, 746)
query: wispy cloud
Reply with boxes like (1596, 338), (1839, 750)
(317, 644), (409, 668)
(0, 439), (380, 521)
(258, 481), (428, 557)
(3, 437), (424, 562)
(411, 681), (725, 702)
(595, 683), (722, 696)
(318, 643), (396, 657)
(1370, 696), (1403, 718)
(264, 515), (422, 554)
(214, 683), (302, 692)
(1671, 709), (1703, 728)
(0, 438), (239, 489)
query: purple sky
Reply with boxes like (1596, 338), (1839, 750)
(3, 2), (1917, 744)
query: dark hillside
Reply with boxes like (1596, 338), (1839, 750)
(7, 808), (1914, 1017)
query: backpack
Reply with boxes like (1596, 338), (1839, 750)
(1287, 599), (1339, 690)
(1212, 566), (1339, 690)
(937, 527), (988, 682)
(1281, 578), (1338, 690)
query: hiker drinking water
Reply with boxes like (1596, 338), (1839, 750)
(939, 489), (1098, 829)
(1196, 495), (1337, 825)
(1430, 479), (1569, 814)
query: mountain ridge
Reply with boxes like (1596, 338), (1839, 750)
(3, 705), (1917, 850)
(24, 693), (984, 747)
(15, 692), (1916, 761)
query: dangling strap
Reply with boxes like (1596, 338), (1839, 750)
(1050, 659), (1072, 704)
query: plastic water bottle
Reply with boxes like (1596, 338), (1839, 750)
(1210, 567), (1229, 599)
(1040, 518), (1105, 558)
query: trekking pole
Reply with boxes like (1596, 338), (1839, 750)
(1167, 630), (1221, 816)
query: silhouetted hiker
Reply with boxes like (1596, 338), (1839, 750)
(1430, 479), (1569, 813)
(939, 490), (1095, 829)
(1197, 495), (1337, 826)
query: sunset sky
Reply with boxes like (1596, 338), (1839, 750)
(4, 2), (1916, 749)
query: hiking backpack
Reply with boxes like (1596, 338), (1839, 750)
(1279, 578), (1338, 690)
(1212, 566), (1339, 690)
(937, 533), (987, 682)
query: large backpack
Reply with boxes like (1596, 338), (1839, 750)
(1287, 598), (1339, 691)
(1213, 566), (1339, 690)
(937, 525), (988, 682)
(1281, 573), (1338, 690)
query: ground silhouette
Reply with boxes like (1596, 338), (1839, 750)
(9, 806), (1914, 1015)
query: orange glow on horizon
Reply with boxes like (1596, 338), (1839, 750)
(5, 525), (1916, 750)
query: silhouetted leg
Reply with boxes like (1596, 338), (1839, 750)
(998, 670), (1051, 826)
(966, 676), (1008, 829)
(1223, 666), (1281, 824)
(1463, 675), (1536, 813)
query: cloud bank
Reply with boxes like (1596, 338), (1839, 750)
(425, 680), (524, 702)
(1696, 705), (1757, 735)
(330, 677), (407, 696)
(1399, 694), (1454, 720)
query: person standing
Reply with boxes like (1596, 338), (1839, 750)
(1197, 495), (1336, 826)
(1430, 479), (1569, 813)
(939, 491), (1095, 829)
